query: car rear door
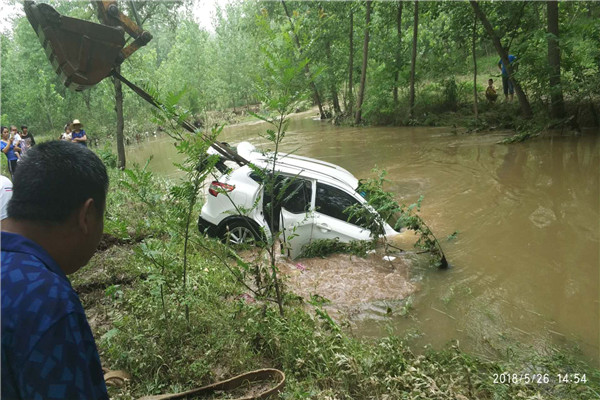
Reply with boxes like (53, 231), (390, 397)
(278, 177), (314, 259)
(313, 182), (372, 243)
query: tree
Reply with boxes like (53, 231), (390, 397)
(281, 1), (326, 119)
(113, 65), (126, 169)
(393, 2), (403, 106)
(470, 0), (533, 119)
(547, 1), (565, 118)
(409, 1), (418, 119)
(472, 13), (478, 120)
(347, 5), (354, 115)
(354, 0), (372, 124)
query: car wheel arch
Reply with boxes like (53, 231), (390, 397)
(217, 216), (268, 244)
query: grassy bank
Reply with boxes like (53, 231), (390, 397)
(69, 166), (599, 400)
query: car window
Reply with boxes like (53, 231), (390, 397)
(316, 182), (366, 227)
(281, 179), (312, 214)
(262, 174), (312, 231)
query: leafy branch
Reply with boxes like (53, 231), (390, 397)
(353, 169), (448, 268)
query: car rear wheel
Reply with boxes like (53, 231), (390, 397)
(220, 219), (263, 246)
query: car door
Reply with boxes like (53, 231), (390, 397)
(313, 182), (372, 243)
(278, 177), (314, 259)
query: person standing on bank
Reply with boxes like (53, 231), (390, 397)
(1, 141), (109, 400)
(71, 119), (88, 146)
(19, 125), (36, 155)
(9, 126), (22, 161)
(1, 126), (20, 179)
(498, 54), (517, 102)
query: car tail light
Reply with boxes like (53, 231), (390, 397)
(209, 181), (235, 197)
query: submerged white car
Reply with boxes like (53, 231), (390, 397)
(198, 142), (399, 258)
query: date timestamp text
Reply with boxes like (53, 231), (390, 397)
(493, 373), (587, 385)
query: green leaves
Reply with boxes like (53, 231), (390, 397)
(357, 168), (448, 268)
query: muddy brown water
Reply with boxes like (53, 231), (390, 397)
(127, 111), (599, 366)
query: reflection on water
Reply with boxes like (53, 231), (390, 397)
(127, 112), (599, 366)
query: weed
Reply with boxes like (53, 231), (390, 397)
(300, 238), (374, 258)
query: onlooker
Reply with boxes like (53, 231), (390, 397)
(486, 78), (498, 103)
(10, 125), (22, 161)
(71, 119), (87, 146)
(498, 54), (517, 101)
(1, 126), (20, 179)
(60, 123), (73, 141)
(0, 175), (12, 220)
(1, 141), (109, 400)
(19, 125), (36, 155)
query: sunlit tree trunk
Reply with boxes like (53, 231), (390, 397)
(354, 0), (372, 124)
(472, 13), (478, 120)
(113, 65), (126, 169)
(547, 1), (565, 118)
(470, 0), (533, 119)
(409, 1), (418, 119)
(347, 6), (354, 115)
(393, 1), (403, 106)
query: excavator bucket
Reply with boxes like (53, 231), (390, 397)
(24, 1), (125, 91)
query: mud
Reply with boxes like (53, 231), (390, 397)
(96, 232), (146, 252)
(274, 246), (418, 322)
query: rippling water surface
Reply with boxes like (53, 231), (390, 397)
(127, 111), (599, 365)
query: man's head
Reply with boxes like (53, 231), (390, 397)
(10, 125), (18, 134)
(488, 79), (494, 85)
(6, 141), (109, 273)
(21, 125), (28, 136)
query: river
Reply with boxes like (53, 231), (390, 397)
(127, 110), (599, 366)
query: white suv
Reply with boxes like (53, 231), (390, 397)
(198, 142), (399, 258)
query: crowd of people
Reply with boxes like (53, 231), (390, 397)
(1, 119), (87, 181)
(1, 125), (35, 179)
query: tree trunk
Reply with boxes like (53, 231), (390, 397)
(472, 13), (478, 120)
(470, 0), (533, 119)
(393, 1), (403, 106)
(409, 1), (418, 119)
(547, 1), (565, 118)
(347, 6), (354, 115)
(114, 65), (126, 169)
(325, 40), (341, 115)
(354, 1), (372, 125)
(281, 1), (326, 119)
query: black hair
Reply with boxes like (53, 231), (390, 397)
(21, 125), (27, 130)
(1, 126), (6, 133)
(7, 141), (109, 223)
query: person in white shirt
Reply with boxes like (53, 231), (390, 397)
(0, 175), (13, 220)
